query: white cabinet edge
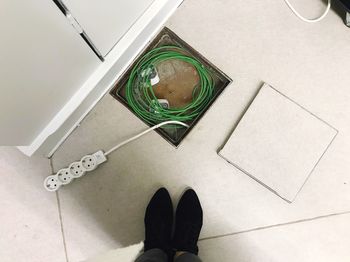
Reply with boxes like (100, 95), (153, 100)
(18, 0), (184, 157)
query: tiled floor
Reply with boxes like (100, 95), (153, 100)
(0, 147), (66, 262)
(2, 0), (350, 261)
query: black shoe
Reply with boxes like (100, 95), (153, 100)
(173, 189), (203, 255)
(144, 188), (173, 256)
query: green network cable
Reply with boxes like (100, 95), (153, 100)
(125, 45), (214, 126)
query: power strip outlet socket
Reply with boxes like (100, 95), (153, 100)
(44, 150), (107, 192)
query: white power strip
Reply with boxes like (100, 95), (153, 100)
(44, 150), (107, 192)
(44, 121), (188, 192)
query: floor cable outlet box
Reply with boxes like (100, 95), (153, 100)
(110, 27), (232, 147)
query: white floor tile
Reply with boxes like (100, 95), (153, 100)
(219, 84), (337, 202)
(0, 147), (66, 262)
(198, 213), (350, 262)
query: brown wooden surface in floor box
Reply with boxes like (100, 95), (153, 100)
(110, 27), (232, 147)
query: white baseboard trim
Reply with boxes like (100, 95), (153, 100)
(18, 0), (183, 157)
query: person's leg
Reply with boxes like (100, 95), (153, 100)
(174, 252), (202, 262)
(137, 188), (173, 261)
(135, 248), (168, 262)
(172, 189), (203, 261)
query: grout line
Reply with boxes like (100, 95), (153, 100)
(199, 210), (350, 242)
(56, 191), (69, 262)
(50, 158), (69, 262)
(49, 156), (54, 173)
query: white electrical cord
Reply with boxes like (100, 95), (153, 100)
(104, 121), (189, 156)
(44, 121), (189, 192)
(283, 0), (331, 23)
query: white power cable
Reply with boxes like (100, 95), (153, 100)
(283, 0), (331, 23)
(44, 121), (188, 191)
(104, 121), (189, 156)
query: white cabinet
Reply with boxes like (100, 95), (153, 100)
(0, 0), (100, 145)
(61, 0), (154, 56)
(0, 0), (183, 154)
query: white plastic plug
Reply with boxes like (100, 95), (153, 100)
(141, 66), (160, 86)
(157, 99), (169, 109)
(150, 72), (160, 85)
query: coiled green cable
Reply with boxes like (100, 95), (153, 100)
(125, 45), (214, 125)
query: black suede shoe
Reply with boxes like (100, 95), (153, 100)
(173, 189), (203, 255)
(144, 188), (173, 256)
